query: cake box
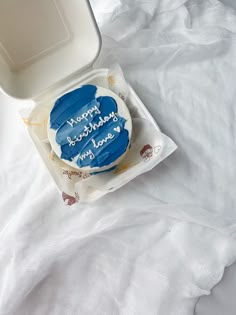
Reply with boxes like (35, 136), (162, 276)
(0, 0), (177, 205)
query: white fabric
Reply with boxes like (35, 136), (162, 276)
(196, 260), (236, 315)
(1, 0), (236, 314)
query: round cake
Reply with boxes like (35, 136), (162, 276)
(48, 84), (132, 173)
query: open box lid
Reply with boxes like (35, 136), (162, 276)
(0, 0), (101, 100)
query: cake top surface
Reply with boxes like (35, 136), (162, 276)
(48, 84), (132, 171)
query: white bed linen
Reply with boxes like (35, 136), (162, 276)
(1, 0), (236, 314)
(196, 261), (236, 314)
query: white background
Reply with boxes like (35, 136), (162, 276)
(1, 0), (236, 314)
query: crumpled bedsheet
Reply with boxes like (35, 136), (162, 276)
(1, 0), (236, 314)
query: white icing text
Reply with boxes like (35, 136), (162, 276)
(92, 133), (115, 149)
(67, 105), (101, 128)
(67, 112), (118, 146)
(78, 149), (95, 161)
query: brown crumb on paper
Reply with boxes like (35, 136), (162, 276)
(49, 151), (55, 161)
(113, 163), (134, 175)
(108, 75), (116, 87)
(22, 118), (47, 127)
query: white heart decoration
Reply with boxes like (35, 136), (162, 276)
(114, 126), (121, 133)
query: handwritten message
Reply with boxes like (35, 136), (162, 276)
(66, 106), (121, 162)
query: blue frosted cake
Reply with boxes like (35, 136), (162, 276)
(48, 85), (132, 172)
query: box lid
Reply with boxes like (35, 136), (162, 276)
(0, 0), (101, 100)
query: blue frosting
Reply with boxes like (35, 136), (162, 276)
(50, 85), (129, 169)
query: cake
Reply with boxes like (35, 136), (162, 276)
(48, 84), (132, 173)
